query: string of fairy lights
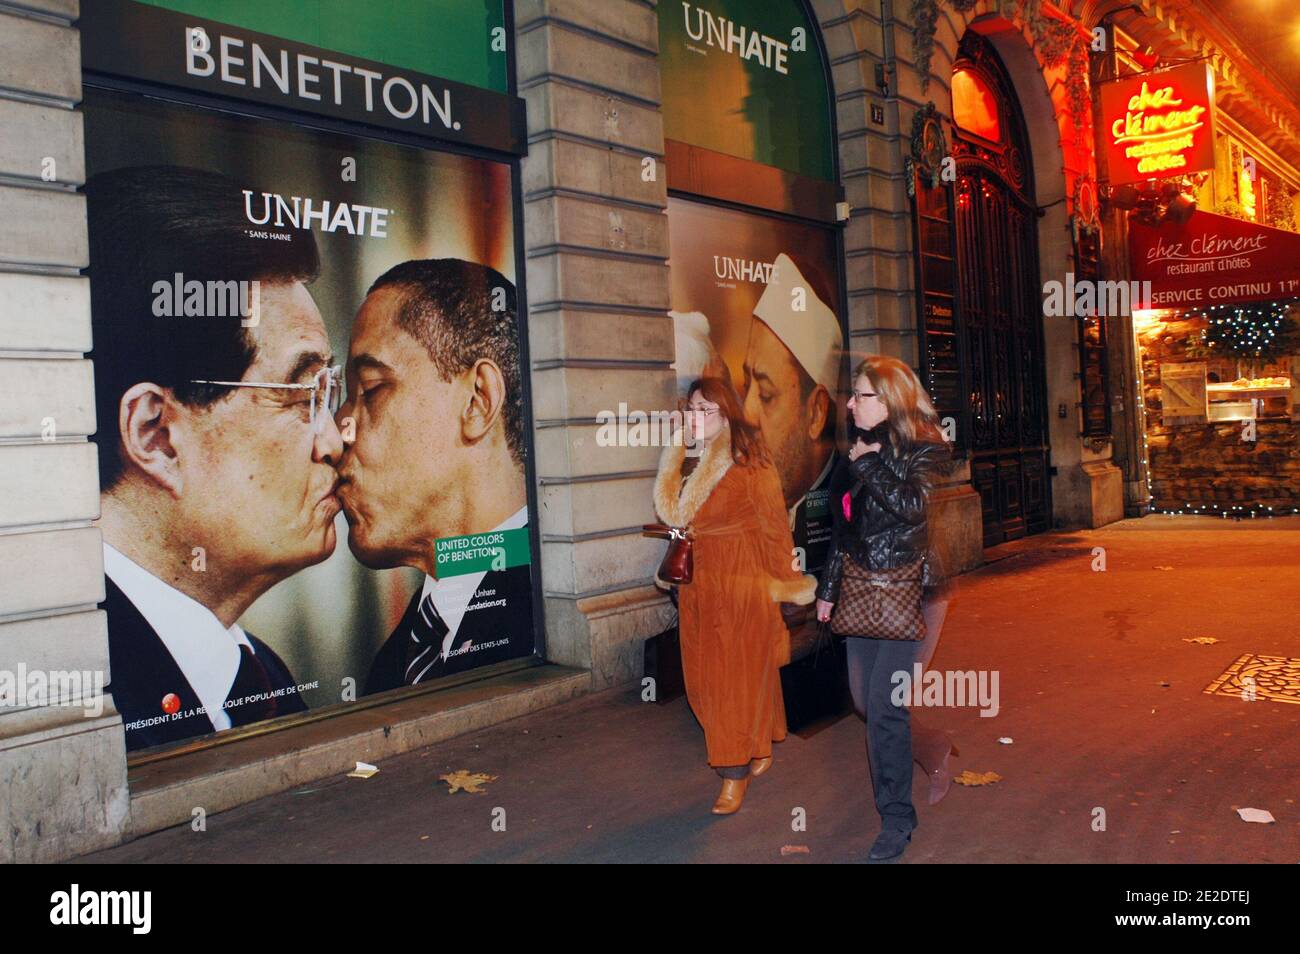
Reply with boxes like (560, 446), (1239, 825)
(1150, 503), (1300, 517)
(1142, 297), (1300, 519)
(1194, 298), (1300, 361)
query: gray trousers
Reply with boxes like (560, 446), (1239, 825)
(845, 597), (950, 831)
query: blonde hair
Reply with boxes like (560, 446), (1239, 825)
(854, 355), (944, 450)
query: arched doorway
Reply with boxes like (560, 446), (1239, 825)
(951, 31), (1051, 546)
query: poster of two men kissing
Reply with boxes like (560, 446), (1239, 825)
(84, 87), (537, 752)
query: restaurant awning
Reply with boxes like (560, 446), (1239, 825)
(1130, 209), (1300, 309)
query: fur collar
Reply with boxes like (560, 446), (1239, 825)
(653, 423), (734, 527)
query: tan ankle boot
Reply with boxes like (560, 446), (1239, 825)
(711, 776), (749, 815)
(749, 756), (772, 777)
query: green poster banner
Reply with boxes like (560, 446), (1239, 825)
(435, 527), (533, 578)
(659, 0), (833, 181)
(135, 0), (508, 93)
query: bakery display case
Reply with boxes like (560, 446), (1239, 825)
(1205, 376), (1292, 421)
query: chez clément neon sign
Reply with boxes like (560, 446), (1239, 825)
(1102, 62), (1215, 186)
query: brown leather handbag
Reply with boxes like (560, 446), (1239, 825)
(829, 553), (926, 640)
(642, 523), (693, 585)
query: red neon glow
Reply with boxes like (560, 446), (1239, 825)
(952, 68), (1001, 142)
(1100, 63), (1215, 187)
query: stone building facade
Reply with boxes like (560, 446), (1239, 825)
(6, 0), (1294, 862)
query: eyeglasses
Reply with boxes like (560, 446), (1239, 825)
(850, 390), (879, 401)
(683, 404), (721, 418)
(189, 364), (343, 433)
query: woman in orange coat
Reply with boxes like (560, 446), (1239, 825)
(654, 376), (817, 815)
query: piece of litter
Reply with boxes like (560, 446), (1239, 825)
(781, 845), (810, 855)
(953, 770), (1001, 786)
(1170, 830), (1180, 834)
(346, 761), (378, 779)
(440, 769), (498, 794)
(1182, 637), (1219, 645)
(997, 737), (1013, 744)
(292, 788), (322, 795)
(1154, 565), (1173, 570)
(420, 835), (430, 840)
(1236, 808), (1275, 824)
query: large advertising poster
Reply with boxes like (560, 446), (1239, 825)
(84, 88), (536, 752)
(666, 197), (845, 579)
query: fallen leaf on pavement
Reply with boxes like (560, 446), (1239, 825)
(1183, 637), (1219, 645)
(441, 769), (498, 794)
(1236, 807), (1275, 824)
(781, 845), (810, 855)
(1154, 565), (1174, 570)
(953, 770), (1002, 786)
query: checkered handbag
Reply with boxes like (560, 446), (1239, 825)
(829, 553), (927, 641)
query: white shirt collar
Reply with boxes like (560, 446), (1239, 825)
(419, 506), (528, 662)
(103, 542), (251, 732)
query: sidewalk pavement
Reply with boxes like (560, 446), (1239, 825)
(80, 521), (1300, 864)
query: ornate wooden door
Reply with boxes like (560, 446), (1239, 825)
(951, 33), (1051, 546)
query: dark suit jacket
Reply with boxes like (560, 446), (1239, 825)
(103, 578), (306, 753)
(792, 449), (840, 575)
(365, 561), (534, 696)
(785, 451), (840, 660)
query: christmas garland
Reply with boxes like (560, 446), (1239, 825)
(1188, 299), (1300, 364)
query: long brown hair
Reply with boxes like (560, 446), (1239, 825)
(684, 376), (770, 467)
(854, 356), (945, 449)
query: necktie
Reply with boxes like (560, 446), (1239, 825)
(224, 644), (278, 727)
(405, 592), (450, 685)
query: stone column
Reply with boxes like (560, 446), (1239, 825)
(0, 0), (130, 862)
(816, 0), (984, 573)
(515, 0), (678, 688)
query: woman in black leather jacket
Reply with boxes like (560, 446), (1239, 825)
(815, 355), (953, 862)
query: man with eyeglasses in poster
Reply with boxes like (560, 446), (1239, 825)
(86, 166), (343, 752)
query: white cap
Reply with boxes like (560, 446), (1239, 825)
(670, 310), (713, 391)
(751, 253), (841, 394)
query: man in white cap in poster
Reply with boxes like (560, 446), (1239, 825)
(740, 252), (843, 575)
